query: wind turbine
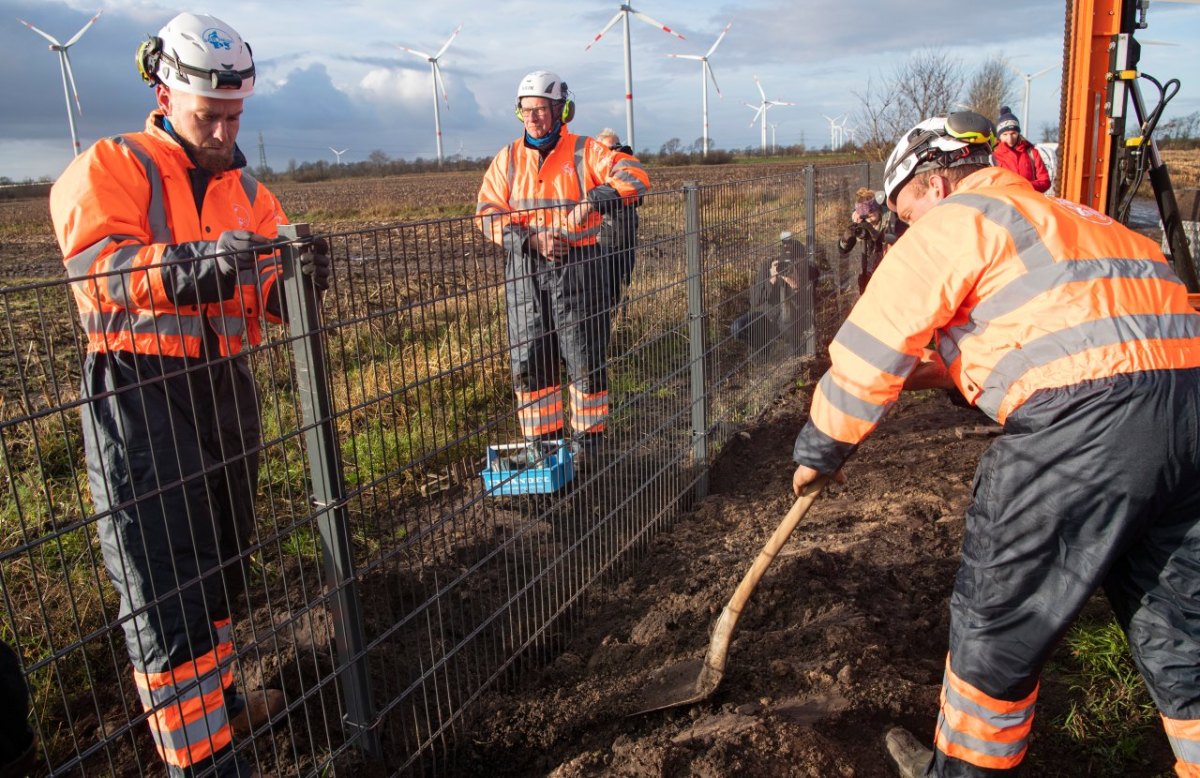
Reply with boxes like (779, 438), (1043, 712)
(399, 24), (461, 167)
(745, 77), (794, 154)
(1004, 61), (1055, 134)
(768, 122), (778, 154)
(17, 9), (103, 158)
(586, 3), (686, 152)
(665, 20), (731, 157)
(329, 147), (348, 165)
(821, 114), (846, 150)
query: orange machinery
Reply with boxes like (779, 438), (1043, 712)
(1059, 0), (1198, 302)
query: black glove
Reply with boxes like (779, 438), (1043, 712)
(299, 237), (331, 291)
(216, 230), (275, 278)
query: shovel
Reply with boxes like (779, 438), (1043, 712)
(632, 476), (828, 715)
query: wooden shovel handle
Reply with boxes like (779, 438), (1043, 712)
(703, 477), (828, 675)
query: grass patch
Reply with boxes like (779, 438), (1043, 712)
(1033, 606), (1171, 777)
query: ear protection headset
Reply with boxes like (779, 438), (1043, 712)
(136, 35), (163, 86)
(514, 84), (575, 124)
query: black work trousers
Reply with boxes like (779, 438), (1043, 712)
(934, 368), (1200, 776)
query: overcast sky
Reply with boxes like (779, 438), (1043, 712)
(3, 0), (1199, 181)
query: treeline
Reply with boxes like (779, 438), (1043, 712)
(1157, 111), (1200, 150)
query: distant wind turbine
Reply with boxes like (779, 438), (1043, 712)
(329, 147), (348, 164)
(1004, 61), (1055, 134)
(399, 24), (461, 167)
(17, 9), (103, 157)
(821, 114), (845, 149)
(666, 20), (731, 157)
(586, 3), (686, 152)
(745, 76), (794, 153)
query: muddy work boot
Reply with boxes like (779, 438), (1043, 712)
(230, 689), (286, 738)
(885, 727), (934, 778)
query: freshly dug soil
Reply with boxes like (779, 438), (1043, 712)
(454, 387), (1178, 778)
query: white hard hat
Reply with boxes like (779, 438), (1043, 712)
(882, 112), (995, 207)
(142, 12), (255, 99)
(516, 70), (568, 102)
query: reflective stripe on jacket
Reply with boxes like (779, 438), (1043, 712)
(475, 128), (649, 250)
(50, 111), (287, 358)
(794, 166), (1200, 473)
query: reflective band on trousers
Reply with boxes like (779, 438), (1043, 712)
(569, 385), (608, 434)
(133, 619), (235, 767)
(934, 657), (1036, 770)
(1163, 715), (1200, 776)
(516, 386), (565, 438)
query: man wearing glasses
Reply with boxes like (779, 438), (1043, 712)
(790, 112), (1200, 777)
(477, 70), (650, 466)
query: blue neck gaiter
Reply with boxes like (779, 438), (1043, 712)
(525, 120), (563, 151)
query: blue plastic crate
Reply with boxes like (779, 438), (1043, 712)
(481, 439), (575, 496)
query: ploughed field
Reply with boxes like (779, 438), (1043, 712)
(0, 161), (820, 280)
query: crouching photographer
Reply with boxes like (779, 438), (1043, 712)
(731, 249), (805, 358)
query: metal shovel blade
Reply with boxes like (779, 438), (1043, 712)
(631, 478), (827, 715)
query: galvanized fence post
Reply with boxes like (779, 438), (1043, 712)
(861, 160), (871, 190)
(277, 223), (380, 758)
(683, 182), (708, 501)
(804, 165), (819, 353)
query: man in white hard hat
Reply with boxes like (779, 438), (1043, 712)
(790, 111), (1200, 777)
(477, 71), (649, 465)
(50, 12), (328, 776)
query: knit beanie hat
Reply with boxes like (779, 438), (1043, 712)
(996, 106), (1020, 135)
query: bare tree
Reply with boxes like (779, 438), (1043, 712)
(895, 47), (965, 126)
(963, 55), (1016, 126)
(853, 47), (966, 161)
(851, 74), (905, 161)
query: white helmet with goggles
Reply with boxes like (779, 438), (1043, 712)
(882, 112), (996, 207)
(137, 12), (255, 99)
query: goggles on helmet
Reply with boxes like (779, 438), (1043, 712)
(882, 111), (996, 207)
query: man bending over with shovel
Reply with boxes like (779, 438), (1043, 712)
(790, 111), (1200, 777)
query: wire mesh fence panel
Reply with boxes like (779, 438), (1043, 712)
(0, 165), (874, 776)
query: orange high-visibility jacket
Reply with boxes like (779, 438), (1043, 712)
(797, 166), (1200, 472)
(50, 111), (286, 358)
(475, 128), (649, 250)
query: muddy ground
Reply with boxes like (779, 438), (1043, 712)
(453, 385), (1177, 778)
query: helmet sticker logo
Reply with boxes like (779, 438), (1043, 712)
(204, 28), (233, 51)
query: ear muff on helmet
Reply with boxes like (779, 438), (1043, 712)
(136, 35), (163, 87)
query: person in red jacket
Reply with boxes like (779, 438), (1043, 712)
(791, 111), (1200, 777)
(477, 71), (650, 465)
(992, 106), (1050, 192)
(50, 13), (328, 777)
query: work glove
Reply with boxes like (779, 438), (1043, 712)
(299, 237), (331, 291)
(216, 230), (275, 278)
(161, 230), (274, 305)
